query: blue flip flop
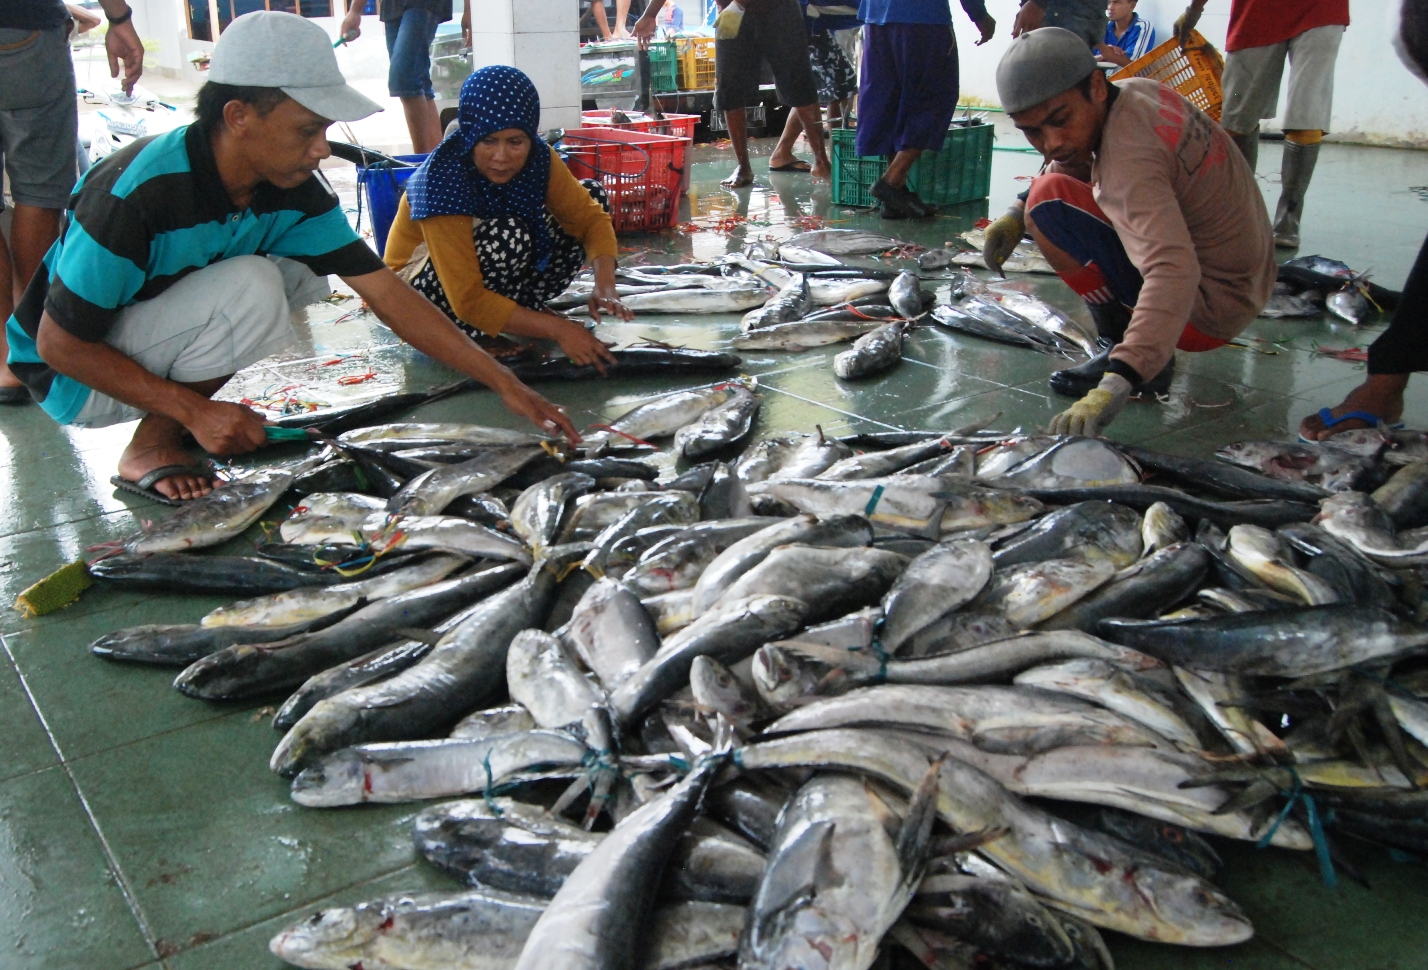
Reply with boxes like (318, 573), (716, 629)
(1299, 407), (1404, 442)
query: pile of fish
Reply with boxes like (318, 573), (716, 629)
(1263, 254), (1397, 325)
(548, 229), (1103, 387)
(79, 375), (1428, 970)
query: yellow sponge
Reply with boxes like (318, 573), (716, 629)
(15, 559), (94, 618)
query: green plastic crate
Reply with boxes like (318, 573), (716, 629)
(831, 121), (995, 208)
(648, 40), (679, 94)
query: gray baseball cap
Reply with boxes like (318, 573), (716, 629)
(209, 11), (382, 122)
(996, 27), (1098, 114)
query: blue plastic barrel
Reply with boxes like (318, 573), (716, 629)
(357, 153), (427, 255)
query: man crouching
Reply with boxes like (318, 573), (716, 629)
(982, 28), (1275, 438)
(5, 11), (578, 504)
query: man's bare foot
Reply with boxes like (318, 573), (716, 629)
(0, 362), (23, 389)
(117, 414), (215, 501)
(721, 165), (755, 188)
(1298, 374), (1410, 441)
(810, 161), (831, 181)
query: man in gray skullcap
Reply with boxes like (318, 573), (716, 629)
(982, 27), (1274, 439)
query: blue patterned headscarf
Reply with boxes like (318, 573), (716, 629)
(404, 66), (554, 270)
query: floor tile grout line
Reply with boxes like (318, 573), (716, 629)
(55, 707), (260, 772)
(0, 636), (165, 962)
(756, 384), (905, 430)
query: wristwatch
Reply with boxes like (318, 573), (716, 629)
(107, 5), (134, 25)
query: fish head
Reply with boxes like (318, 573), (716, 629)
(288, 749), (367, 807)
(269, 903), (381, 966)
(751, 643), (852, 710)
(1127, 867), (1254, 946)
(690, 655), (754, 718)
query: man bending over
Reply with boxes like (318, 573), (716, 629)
(983, 28), (1275, 438)
(5, 11), (577, 503)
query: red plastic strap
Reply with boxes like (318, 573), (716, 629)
(587, 423), (655, 448)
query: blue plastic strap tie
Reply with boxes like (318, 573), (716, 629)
(864, 485), (885, 517)
(481, 751), (505, 818)
(1256, 769), (1337, 888)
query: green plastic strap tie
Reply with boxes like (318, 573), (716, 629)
(265, 427), (311, 442)
(864, 484), (886, 517)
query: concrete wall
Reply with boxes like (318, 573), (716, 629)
(956, 0), (1428, 147)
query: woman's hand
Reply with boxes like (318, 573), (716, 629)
(554, 318), (618, 374)
(587, 255), (633, 324)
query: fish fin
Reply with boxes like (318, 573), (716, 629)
(550, 774), (591, 817)
(748, 819), (835, 945)
(1210, 777), (1279, 815)
(896, 753), (946, 889)
(1368, 684), (1422, 789)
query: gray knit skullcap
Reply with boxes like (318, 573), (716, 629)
(996, 27), (1098, 114)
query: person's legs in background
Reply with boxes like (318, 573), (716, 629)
(713, 8), (762, 188)
(0, 29), (79, 400)
(1272, 24), (1343, 249)
(859, 24), (958, 219)
(749, 0), (830, 180)
(1218, 41), (1286, 177)
(385, 7), (443, 154)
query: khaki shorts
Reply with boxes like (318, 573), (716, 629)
(1221, 23), (1344, 134)
(71, 256), (328, 428)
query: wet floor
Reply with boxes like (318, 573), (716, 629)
(1, 132), (1427, 969)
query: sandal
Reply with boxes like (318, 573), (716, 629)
(768, 160), (812, 173)
(1298, 407), (1405, 443)
(110, 465), (215, 507)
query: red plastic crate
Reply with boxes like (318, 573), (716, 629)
(580, 110), (699, 141)
(563, 126), (690, 232)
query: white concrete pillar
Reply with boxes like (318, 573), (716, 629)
(469, 0), (582, 132)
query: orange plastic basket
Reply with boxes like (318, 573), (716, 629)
(676, 37), (717, 91)
(562, 127), (690, 232)
(1109, 29), (1224, 122)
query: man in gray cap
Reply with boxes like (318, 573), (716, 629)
(5, 10), (579, 504)
(982, 27), (1275, 438)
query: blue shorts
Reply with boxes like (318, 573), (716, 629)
(385, 7), (440, 100)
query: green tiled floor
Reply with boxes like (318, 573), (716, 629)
(3, 134), (1427, 969)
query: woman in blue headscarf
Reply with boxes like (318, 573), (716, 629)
(385, 66), (625, 369)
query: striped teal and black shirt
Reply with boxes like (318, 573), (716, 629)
(6, 122), (385, 423)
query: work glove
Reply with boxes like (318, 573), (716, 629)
(1048, 373), (1133, 438)
(1173, 4), (1201, 48)
(981, 205), (1026, 278)
(715, 2), (745, 40)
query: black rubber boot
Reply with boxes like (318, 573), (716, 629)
(1088, 301), (1131, 343)
(1049, 347), (1175, 398)
(871, 178), (935, 219)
